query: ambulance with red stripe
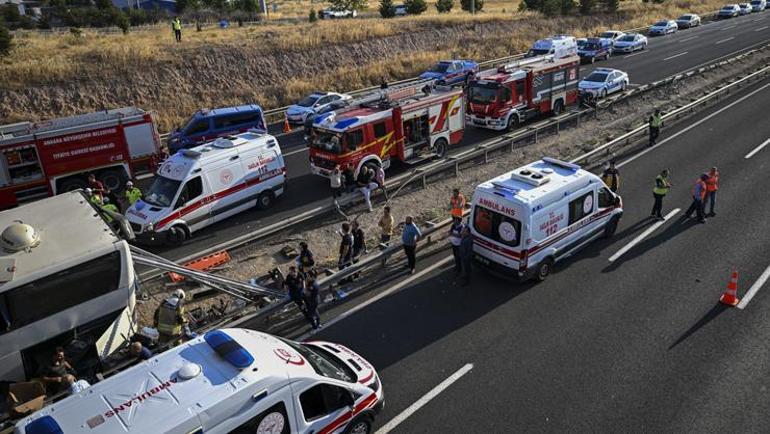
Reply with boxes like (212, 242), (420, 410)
(308, 85), (465, 178)
(470, 157), (623, 282)
(15, 328), (384, 434)
(126, 131), (285, 246)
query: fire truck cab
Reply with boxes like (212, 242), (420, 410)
(466, 55), (580, 131)
(307, 85), (465, 178)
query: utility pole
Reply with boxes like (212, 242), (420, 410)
(471, 0), (475, 14)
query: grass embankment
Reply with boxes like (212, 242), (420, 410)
(0, 0), (727, 131)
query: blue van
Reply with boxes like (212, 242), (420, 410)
(167, 104), (266, 153)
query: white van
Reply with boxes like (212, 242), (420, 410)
(127, 131), (286, 245)
(15, 328), (384, 434)
(527, 35), (578, 59)
(470, 157), (623, 281)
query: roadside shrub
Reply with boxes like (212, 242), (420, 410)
(560, 0), (575, 14)
(460, 0), (483, 12)
(541, 0), (559, 15)
(116, 11), (130, 33)
(309, 8), (317, 21)
(604, 0), (619, 10)
(404, 0), (427, 14)
(0, 22), (12, 57)
(436, 0), (453, 13)
(379, 0), (396, 17)
(579, 0), (594, 14)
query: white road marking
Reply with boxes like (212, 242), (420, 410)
(375, 363), (474, 434)
(284, 146), (309, 157)
(755, 25), (769, 32)
(617, 83), (770, 168)
(745, 137), (770, 159)
(623, 50), (649, 59)
(297, 255), (454, 341)
(721, 24), (737, 31)
(680, 36), (699, 43)
(608, 209), (680, 262)
(737, 263), (770, 309)
(663, 51), (689, 61)
(716, 36), (735, 44)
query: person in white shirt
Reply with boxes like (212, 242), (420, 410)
(63, 374), (90, 395)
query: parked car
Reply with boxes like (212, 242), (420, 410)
(612, 33), (648, 53)
(527, 35), (578, 59)
(394, 4), (407, 15)
(321, 8), (357, 18)
(750, 0), (766, 11)
(739, 2), (752, 13)
(286, 92), (351, 124)
(676, 14), (701, 28)
(577, 37), (613, 63)
(168, 104), (266, 153)
(419, 59), (479, 86)
(649, 20), (678, 35)
(303, 99), (350, 134)
(718, 4), (741, 17)
(598, 30), (626, 41)
(579, 68), (629, 99)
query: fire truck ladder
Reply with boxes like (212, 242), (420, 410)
(129, 245), (286, 301)
(333, 78), (437, 115)
(477, 54), (556, 78)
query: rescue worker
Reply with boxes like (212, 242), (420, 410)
(685, 173), (708, 223)
(87, 174), (106, 196)
(124, 181), (142, 206)
(330, 165), (343, 200)
(651, 169), (672, 220)
(153, 289), (188, 346)
(449, 188), (466, 220)
(601, 160), (621, 193)
(648, 108), (663, 146)
(85, 188), (102, 206)
(296, 241), (315, 276)
(172, 16), (182, 43)
(100, 197), (119, 224)
(704, 166), (719, 217)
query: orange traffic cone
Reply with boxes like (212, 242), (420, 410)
(283, 117), (291, 133)
(719, 269), (740, 307)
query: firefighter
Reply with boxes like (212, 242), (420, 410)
(124, 181), (143, 206)
(651, 169), (672, 220)
(153, 289), (189, 346)
(648, 108), (663, 146)
(685, 173), (708, 223)
(172, 17), (182, 43)
(100, 197), (119, 224)
(601, 160), (621, 193)
(449, 188), (466, 220)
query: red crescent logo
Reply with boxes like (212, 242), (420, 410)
(274, 348), (305, 366)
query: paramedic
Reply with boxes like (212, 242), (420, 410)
(85, 188), (102, 206)
(601, 160), (621, 193)
(648, 108), (663, 146)
(449, 189), (466, 220)
(685, 174), (708, 223)
(402, 216), (422, 274)
(704, 166), (719, 217)
(154, 289), (188, 346)
(651, 169), (672, 220)
(125, 181), (143, 206)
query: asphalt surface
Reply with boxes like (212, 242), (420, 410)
(297, 76), (770, 432)
(155, 12), (770, 260)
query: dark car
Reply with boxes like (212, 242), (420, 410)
(577, 37), (613, 63)
(167, 104), (266, 153)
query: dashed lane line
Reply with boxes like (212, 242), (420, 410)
(679, 36), (699, 43)
(737, 263), (770, 309)
(745, 137), (770, 159)
(663, 51), (689, 61)
(755, 26), (769, 32)
(608, 209), (680, 262)
(716, 36), (735, 45)
(721, 24), (737, 31)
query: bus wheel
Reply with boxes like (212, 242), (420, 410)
(257, 191), (275, 210)
(344, 418), (372, 434)
(434, 138), (448, 158)
(534, 258), (554, 282)
(165, 225), (188, 246)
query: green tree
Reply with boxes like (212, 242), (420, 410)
(176, 0), (189, 13)
(460, 0), (483, 12)
(236, 0), (259, 13)
(435, 0), (453, 12)
(404, 0), (426, 14)
(604, 0), (618, 10)
(379, 0), (395, 17)
(559, 0), (574, 14)
(521, 0), (539, 11)
(94, 0), (112, 9)
(578, 0), (593, 13)
(1, 4), (21, 23)
(116, 11), (130, 33)
(0, 22), (12, 56)
(328, 0), (368, 11)
(309, 8), (317, 21)
(540, 0), (559, 15)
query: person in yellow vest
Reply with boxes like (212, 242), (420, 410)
(100, 197), (119, 224)
(172, 17), (182, 43)
(85, 188), (102, 206)
(650, 169), (672, 220)
(449, 188), (465, 220)
(601, 160), (621, 193)
(124, 181), (142, 206)
(648, 108), (663, 146)
(153, 289), (188, 346)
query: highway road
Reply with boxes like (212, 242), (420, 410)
(289, 76), (770, 432)
(155, 11), (770, 260)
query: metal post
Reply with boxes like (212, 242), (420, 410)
(471, 0), (475, 14)
(556, 121), (560, 134)
(533, 129), (538, 143)
(422, 174), (427, 188)
(484, 150), (489, 164)
(510, 139), (515, 152)
(454, 161), (459, 177)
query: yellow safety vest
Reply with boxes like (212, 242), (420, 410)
(652, 175), (670, 195)
(157, 303), (184, 335)
(125, 187), (142, 205)
(90, 194), (103, 206)
(173, 19), (182, 31)
(101, 203), (119, 223)
(650, 113), (662, 128)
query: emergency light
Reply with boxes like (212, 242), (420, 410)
(23, 416), (63, 434)
(204, 330), (255, 369)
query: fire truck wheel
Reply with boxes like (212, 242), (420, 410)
(99, 169), (127, 192)
(59, 177), (89, 193)
(433, 138), (448, 158)
(165, 225), (188, 246)
(343, 417), (372, 434)
(257, 191), (275, 210)
(534, 257), (554, 282)
(506, 115), (519, 132)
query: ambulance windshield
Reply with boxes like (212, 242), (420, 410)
(468, 83), (499, 104)
(144, 176), (181, 208)
(279, 338), (356, 383)
(473, 205), (522, 247)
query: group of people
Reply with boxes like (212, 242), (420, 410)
(84, 174), (143, 223)
(329, 163), (386, 212)
(283, 242), (322, 331)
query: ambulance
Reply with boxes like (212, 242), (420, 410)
(470, 157), (623, 281)
(126, 130), (286, 246)
(15, 328), (384, 434)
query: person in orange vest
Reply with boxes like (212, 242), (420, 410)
(685, 173), (708, 223)
(449, 188), (465, 220)
(703, 166), (719, 217)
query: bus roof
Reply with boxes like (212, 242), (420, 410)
(0, 191), (121, 290)
(15, 329), (317, 434)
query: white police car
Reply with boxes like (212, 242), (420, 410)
(578, 68), (629, 99)
(286, 92), (351, 124)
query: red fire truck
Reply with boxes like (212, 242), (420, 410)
(0, 107), (162, 209)
(307, 84), (465, 177)
(466, 54), (580, 131)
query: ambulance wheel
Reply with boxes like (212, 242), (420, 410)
(434, 138), (448, 158)
(165, 225), (188, 246)
(257, 191), (275, 210)
(99, 169), (127, 192)
(603, 216), (619, 238)
(534, 258), (554, 282)
(344, 417), (372, 434)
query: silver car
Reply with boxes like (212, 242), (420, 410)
(675, 14), (701, 28)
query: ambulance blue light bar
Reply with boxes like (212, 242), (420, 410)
(204, 330), (255, 369)
(24, 416), (63, 434)
(542, 157), (580, 172)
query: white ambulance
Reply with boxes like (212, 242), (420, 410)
(470, 157), (623, 281)
(15, 328), (384, 434)
(126, 131), (286, 245)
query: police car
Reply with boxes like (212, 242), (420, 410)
(470, 157), (623, 281)
(578, 68), (629, 99)
(15, 328), (384, 434)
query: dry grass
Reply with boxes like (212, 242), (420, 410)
(0, 0), (732, 130)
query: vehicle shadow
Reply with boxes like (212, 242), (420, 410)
(556, 217), (658, 268)
(668, 302), (728, 350)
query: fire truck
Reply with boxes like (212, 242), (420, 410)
(0, 107), (163, 209)
(307, 83), (465, 177)
(466, 54), (580, 131)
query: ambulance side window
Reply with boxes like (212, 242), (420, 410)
(299, 384), (353, 421)
(598, 187), (614, 208)
(176, 176), (203, 208)
(568, 191), (594, 225)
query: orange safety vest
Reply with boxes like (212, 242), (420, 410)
(693, 179), (707, 200)
(705, 172), (719, 192)
(450, 193), (465, 218)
